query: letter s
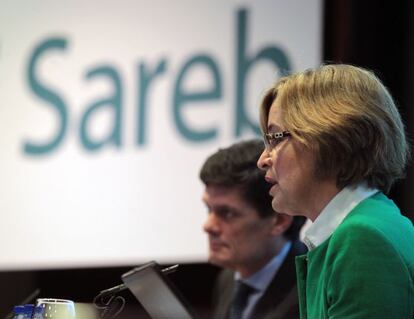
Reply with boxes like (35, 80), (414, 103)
(24, 37), (68, 155)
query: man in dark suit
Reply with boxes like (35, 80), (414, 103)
(200, 139), (306, 319)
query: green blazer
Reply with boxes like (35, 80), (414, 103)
(296, 192), (414, 319)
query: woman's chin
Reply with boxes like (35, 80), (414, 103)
(271, 197), (283, 213)
(271, 198), (291, 215)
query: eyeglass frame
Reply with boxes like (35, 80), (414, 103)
(263, 131), (291, 150)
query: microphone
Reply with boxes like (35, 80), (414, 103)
(96, 264), (179, 297)
(97, 283), (126, 296)
(93, 263), (180, 318)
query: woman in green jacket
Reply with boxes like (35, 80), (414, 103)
(257, 64), (414, 318)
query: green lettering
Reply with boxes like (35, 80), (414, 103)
(24, 37), (68, 155)
(137, 59), (167, 145)
(80, 66), (123, 151)
(235, 9), (291, 136)
(173, 55), (222, 142)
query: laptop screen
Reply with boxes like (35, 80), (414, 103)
(122, 261), (196, 319)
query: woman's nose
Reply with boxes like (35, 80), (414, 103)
(257, 149), (272, 171)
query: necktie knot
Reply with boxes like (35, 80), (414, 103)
(229, 281), (255, 319)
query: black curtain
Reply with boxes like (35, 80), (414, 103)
(324, 0), (414, 221)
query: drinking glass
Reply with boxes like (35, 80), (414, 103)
(33, 299), (76, 319)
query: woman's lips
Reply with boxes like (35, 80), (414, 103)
(265, 175), (278, 196)
(265, 175), (277, 184)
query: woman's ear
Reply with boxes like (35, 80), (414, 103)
(270, 213), (293, 236)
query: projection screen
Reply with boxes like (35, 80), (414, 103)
(0, 0), (322, 269)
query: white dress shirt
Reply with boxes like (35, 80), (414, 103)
(303, 183), (378, 250)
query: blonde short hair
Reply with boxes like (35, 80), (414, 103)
(259, 64), (410, 193)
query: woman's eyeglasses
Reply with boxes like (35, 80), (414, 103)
(263, 131), (291, 150)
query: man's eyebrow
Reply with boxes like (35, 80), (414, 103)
(212, 204), (239, 212)
(213, 204), (230, 210)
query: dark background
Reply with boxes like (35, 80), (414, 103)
(2, 1), (413, 318)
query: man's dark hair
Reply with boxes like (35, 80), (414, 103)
(199, 139), (304, 241)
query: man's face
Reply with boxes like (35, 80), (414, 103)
(202, 184), (276, 274)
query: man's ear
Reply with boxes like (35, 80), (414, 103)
(270, 213), (293, 236)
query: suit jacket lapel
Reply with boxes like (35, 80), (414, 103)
(212, 240), (307, 319)
(250, 240), (307, 319)
(212, 269), (236, 319)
